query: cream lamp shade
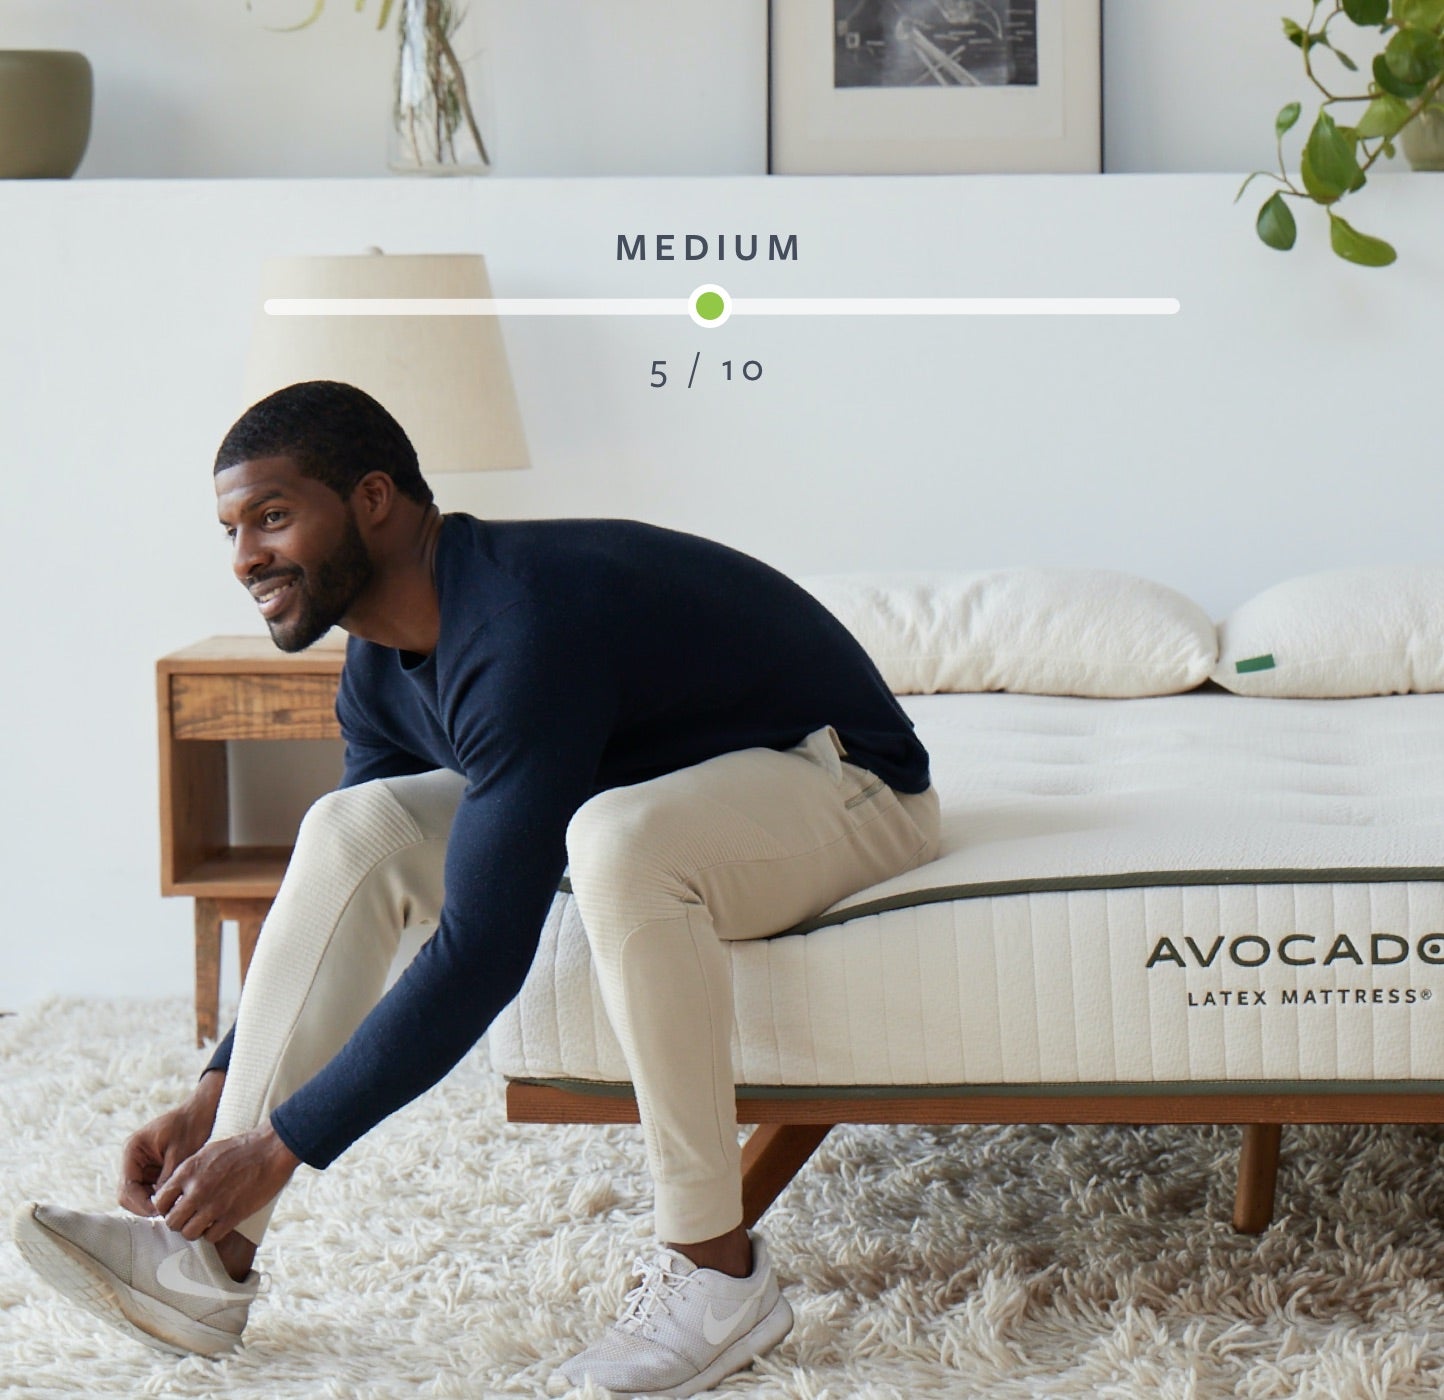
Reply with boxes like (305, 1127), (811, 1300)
(243, 251), (529, 475)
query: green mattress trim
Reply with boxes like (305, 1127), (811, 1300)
(779, 868), (1444, 937)
(559, 867), (1444, 939)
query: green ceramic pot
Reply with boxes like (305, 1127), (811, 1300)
(0, 50), (93, 178)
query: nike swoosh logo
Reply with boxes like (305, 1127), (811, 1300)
(702, 1288), (765, 1346)
(155, 1247), (241, 1303)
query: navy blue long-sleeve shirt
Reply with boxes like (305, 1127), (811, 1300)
(208, 515), (929, 1168)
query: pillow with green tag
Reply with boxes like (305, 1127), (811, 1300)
(1212, 566), (1444, 697)
(799, 568), (1216, 698)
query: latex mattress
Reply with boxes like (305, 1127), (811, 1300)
(486, 688), (1444, 1088)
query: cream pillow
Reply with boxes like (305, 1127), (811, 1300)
(800, 569), (1216, 698)
(1213, 566), (1444, 697)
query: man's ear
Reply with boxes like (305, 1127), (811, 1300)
(352, 470), (397, 528)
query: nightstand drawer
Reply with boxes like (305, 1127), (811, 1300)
(170, 673), (342, 740)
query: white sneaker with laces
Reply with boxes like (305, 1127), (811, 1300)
(11, 1201), (259, 1357)
(556, 1231), (792, 1398)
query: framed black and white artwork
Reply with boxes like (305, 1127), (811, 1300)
(769, 0), (1102, 174)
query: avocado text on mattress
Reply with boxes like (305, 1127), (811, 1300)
(1148, 933), (1439, 1010)
(1146, 933), (1444, 969)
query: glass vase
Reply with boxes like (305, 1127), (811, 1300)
(388, 0), (492, 175)
(1400, 95), (1444, 172)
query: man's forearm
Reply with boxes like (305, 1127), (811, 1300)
(193, 1067), (225, 1121)
(205, 1023), (236, 1077)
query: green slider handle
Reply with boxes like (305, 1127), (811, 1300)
(1236, 653), (1276, 674)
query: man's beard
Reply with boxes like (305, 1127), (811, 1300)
(269, 510), (374, 653)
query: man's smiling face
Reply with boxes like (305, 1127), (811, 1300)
(215, 454), (375, 653)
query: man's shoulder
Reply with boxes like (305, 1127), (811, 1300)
(336, 632), (390, 694)
(473, 515), (700, 553)
(443, 516), (743, 610)
(436, 514), (805, 657)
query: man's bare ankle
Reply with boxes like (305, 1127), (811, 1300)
(669, 1226), (752, 1279)
(214, 1231), (257, 1283)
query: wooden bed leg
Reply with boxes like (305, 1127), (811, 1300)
(740, 1123), (832, 1228)
(1233, 1123), (1283, 1234)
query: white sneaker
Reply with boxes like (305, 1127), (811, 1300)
(11, 1201), (259, 1357)
(556, 1231), (793, 1398)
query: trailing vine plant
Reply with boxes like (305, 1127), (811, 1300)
(250, 0), (488, 169)
(1239, 0), (1444, 266)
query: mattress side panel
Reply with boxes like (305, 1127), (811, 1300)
(486, 883), (1444, 1086)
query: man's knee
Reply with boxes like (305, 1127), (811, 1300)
(565, 786), (691, 908)
(569, 787), (656, 876)
(251, 782), (434, 970)
(291, 781), (424, 881)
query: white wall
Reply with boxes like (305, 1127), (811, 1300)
(0, 0), (1437, 1010)
(0, 0), (1407, 177)
(2, 171), (1441, 1013)
(3, 0), (769, 177)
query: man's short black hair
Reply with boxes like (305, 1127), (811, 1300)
(214, 380), (434, 508)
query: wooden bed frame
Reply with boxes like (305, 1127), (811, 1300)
(507, 1081), (1444, 1236)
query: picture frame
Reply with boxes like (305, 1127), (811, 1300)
(768, 0), (1102, 175)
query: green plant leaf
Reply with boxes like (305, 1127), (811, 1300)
(1373, 50), (1428, 94)
(1302, 112), (1365, 198)
(1394, 0), (1444, 31)
(1277, 101), (1304, 135)
(1329, 212), (1398, 264)
(1257, 193), (1299, 249)
(1356, 91), (1415, 133)
(1324, 39), (1360, 70)
(1299, 146), (1333, 201)
(1345, 0), (1390, 22)
(1386, 26), (1444, 85)
(1283, 16), (1308, 46)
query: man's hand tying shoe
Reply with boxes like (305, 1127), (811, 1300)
(150, 1126), (301, 1243)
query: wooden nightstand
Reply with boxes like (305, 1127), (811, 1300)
(157, 636), (346, 1046)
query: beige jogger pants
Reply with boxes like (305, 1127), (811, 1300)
(211, 725), (940, 1246)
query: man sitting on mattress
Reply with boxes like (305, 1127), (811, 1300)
(13, 379), (939, 1399)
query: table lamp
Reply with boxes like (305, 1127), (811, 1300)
(242, 250), (530, 475)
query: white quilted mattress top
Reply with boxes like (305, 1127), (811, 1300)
(828, 687), (1444, 920)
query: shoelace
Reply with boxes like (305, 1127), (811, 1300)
(615, 1252), (697, 1339)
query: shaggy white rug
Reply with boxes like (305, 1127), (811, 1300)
(5, 999), (1444, 1399)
